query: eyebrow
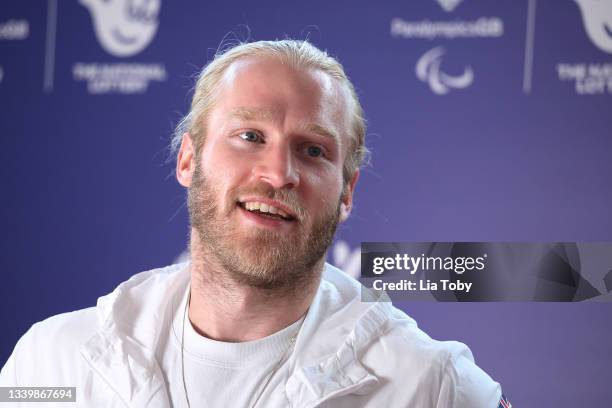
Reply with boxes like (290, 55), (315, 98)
(228, 107), (277, 121)
(228, 107), (340, 144)
(303, 123), (340, 144)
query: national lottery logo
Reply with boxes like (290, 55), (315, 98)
(416, 46), (474, 94)
(75, 0), (166, 94)
(574, 0), (612, 53)
(556, 0), (612, 95)
(80, 0), (161, 57)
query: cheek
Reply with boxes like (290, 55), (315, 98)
(200, 145), (249, 185)
(300, 169), (344, 208)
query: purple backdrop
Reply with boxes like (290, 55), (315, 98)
(1, 0), (611, 406)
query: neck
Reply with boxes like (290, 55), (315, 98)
(187, 231), (323, 342)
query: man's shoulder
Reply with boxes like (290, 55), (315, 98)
(360, 307), (502, 406)
(318, 264), (465, 372)
(23, 262), (187, 345)
(298, 267), (502, 407)
(29, 307), (99, 349)
(0, 307), (99, 386)
(321, 264), (474, 361)
(1, 263), (189, 384)
(373, 313), (474, 373)
(1, 262), (188, 387)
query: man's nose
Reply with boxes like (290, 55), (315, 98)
(252, 146), (299, 190)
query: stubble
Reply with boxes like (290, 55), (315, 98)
(187, 163), (341, 293)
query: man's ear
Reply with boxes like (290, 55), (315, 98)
(176, 133), (195, 188)
(339, 170), (360, 223)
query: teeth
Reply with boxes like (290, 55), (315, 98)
(242, 201), (291, 219)
(245, 202), (260, 211)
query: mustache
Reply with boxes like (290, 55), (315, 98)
(231, 183), (307, 221)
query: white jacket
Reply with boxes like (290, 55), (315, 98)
(1, 263), (502, 407)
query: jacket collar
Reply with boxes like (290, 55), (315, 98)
(80, 263), (188, 407)
(79, 263), (389, 407)
(285, 265), (391, 407)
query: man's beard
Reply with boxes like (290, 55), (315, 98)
(187, 164), (341, 291)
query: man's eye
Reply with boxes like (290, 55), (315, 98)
(239, 131), (262, 143)
(306, 145), (324, 158)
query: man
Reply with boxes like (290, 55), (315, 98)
(1, 40), (507, 407)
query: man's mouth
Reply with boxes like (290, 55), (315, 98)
(237, 201), (296, 222)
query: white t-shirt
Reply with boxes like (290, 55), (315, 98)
(156, 286), (305, 408)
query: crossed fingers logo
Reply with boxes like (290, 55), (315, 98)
(81, 0), (161, 57)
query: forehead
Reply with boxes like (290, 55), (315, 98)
(214, 56), (352, 138)
(222, 56), (339, 100)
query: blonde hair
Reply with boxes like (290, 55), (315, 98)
(171, 39), (368, 185)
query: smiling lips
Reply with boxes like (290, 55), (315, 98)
(239, 200), (296, 221)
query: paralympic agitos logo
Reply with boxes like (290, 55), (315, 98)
(415, 46), (474, 95)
